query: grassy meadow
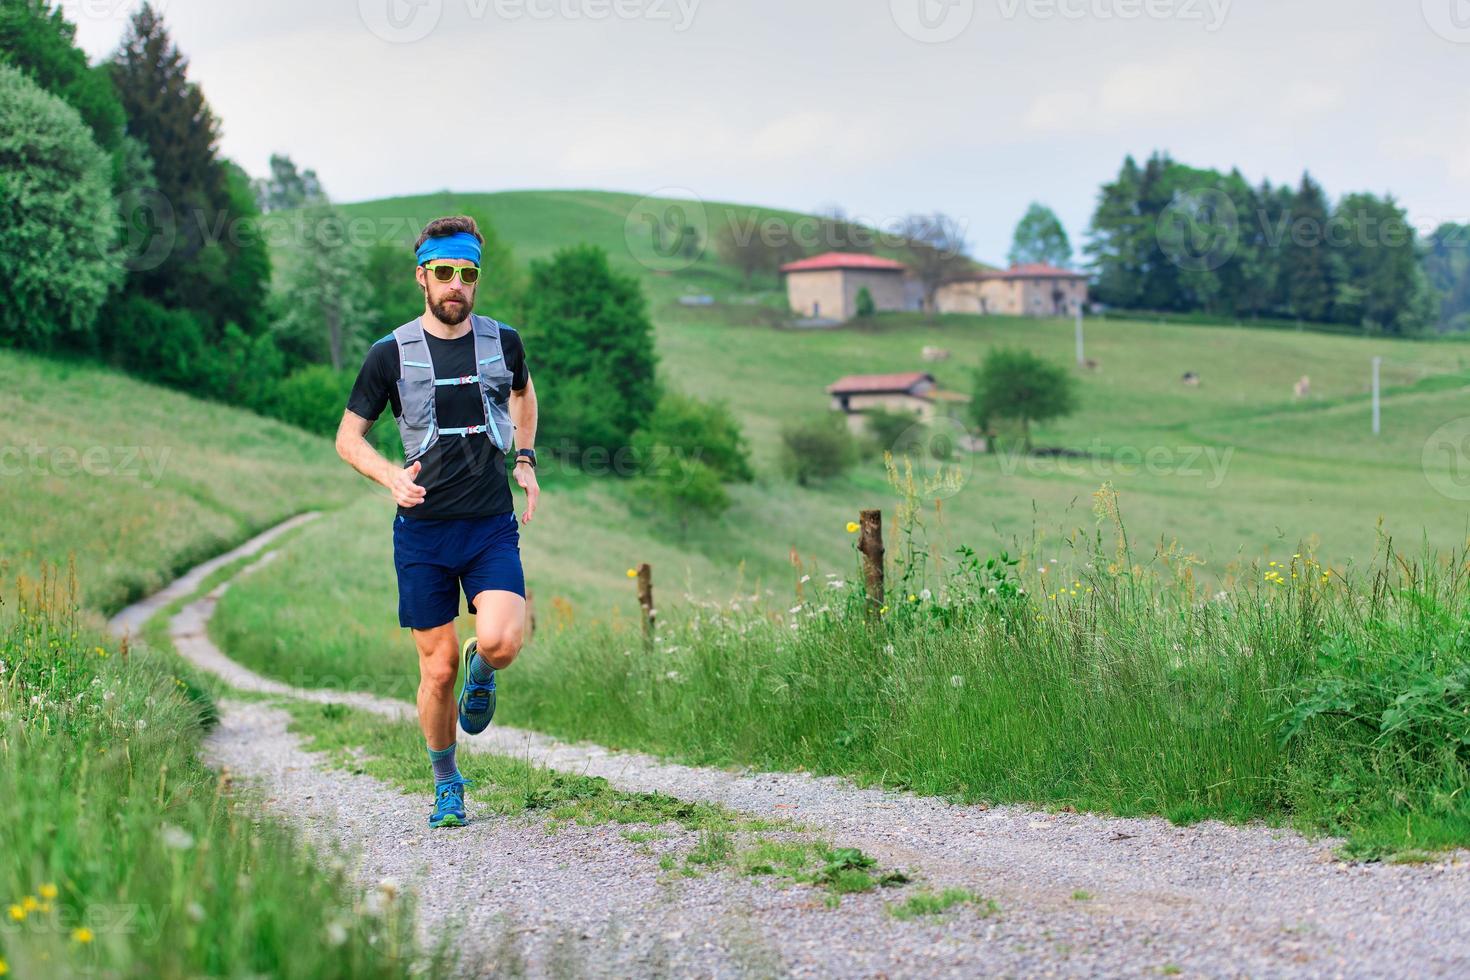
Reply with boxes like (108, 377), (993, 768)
(0, 348), (367, 616)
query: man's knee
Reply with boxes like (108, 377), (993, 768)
(476, 621), (524, 669)
(417, 639), (459, 694)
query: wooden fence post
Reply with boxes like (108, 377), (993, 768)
(858, 509), (884, 617)
(636, 562), (655, 639)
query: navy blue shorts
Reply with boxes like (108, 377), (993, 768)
(392, 511), (525, 630)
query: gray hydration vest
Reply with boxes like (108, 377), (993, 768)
(389, 314), (515, 462)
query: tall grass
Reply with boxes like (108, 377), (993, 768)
(0, 564), (445, 977)
(504, 465), (1470, 856)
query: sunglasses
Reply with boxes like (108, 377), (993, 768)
(422, 262), (481, 285)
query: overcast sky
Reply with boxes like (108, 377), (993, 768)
(60, 0), (1470, 264)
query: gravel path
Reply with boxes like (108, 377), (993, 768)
(115, 518), (1470, 978)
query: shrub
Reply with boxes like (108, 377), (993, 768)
(0, 62), (120, 350)
(268, 364), (354, 438)
(632, 390), (752, 483)
(779, 413), (857, 485)
(970, 346), (1078, 450)
(97, 293), (208, 389)
(863, 407), (924, 459)
(855, 286), (876, 318)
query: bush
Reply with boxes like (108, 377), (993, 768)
(98, 293), (209, 389)
(269, 365), (354, 438)
(632, 390), (753, 483)
(779, 413), (857, 485)
(636, 457), (730, 532)
(0, 62), (120, 350)
(855, 286), (876, 318)
(863, 407), (924, 459)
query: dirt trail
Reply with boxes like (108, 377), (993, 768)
(112, 518), (1470, 978)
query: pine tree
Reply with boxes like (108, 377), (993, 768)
(1280, 173), (1334, 323)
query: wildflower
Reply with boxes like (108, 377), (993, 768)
(788, 605), (803, 615)
(919, 589), (932, 601)
(7, 904), (24, 922)
(103, 690), (115, 702)
(0, 956), (8, 975)
(846, 521), (860, 534)
(39, 883), (57, 900)
(664, 670), (680, 681)
(883, 644), (895, 655)
(136, 719), (147, 732)
(626, 568), (637, 578)
(161, 824), (195, 851)
(950, 675), (964, 688)
(879, 605), (889, 615)
(94, 646), (107, 658)
(21, 896), (38, 913)
(908, 594), (918, 603)
(325, 919), (349, 947)
(186, 901), (205, 923)
(377, 877), (400, 901)
(827, 580), (845, 590)
(72, 927), (93, 944)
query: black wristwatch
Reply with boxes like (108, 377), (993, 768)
(514, 448), (537, 468)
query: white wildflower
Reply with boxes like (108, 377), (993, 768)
(161, 824), (195, 851)
(919, 589), (932, 601)
(136, 718), (147, 731)
(788, 605), (803, 615)
(800, 575), (811, 584)
(664, 670), (680, 681)
(185, 902), (205, 923)
(325, 920), (349, 947)
(950, 675), (964, 688)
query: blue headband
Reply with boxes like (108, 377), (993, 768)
(416, 231), (482, 266)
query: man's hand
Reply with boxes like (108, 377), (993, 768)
(514, 460), (539, 524)
(390, 460), (427, 508)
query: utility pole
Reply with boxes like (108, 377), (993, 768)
(1075, 306), (1085, 366)
(1372, 357), (1382, 436)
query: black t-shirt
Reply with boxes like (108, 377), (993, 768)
(347, 322), (530, 521)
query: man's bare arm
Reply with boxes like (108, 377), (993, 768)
(510, 375), (537, 453)
(335, 410), (426, 508)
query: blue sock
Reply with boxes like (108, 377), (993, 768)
(428, 742), (460, 785)
(467, 645), (495, 685)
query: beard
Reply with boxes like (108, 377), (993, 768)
(428, 288), (473, 325)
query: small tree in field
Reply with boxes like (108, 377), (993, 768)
(855, 286), (876, 318)
(970, 347), (1078, 451)
(780, 413), (857, 485)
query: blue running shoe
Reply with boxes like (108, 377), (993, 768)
(457, 637), (497, 735)
(428, 776), (472, 828)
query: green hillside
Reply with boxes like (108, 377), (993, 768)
(267, 189), (1470, 585)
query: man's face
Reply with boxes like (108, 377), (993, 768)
(418, 259), (477, 325)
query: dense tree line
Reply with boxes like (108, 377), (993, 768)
(1084, 152), (1453, 335)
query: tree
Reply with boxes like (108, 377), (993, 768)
(1330, 192), (1432, 335)
(1008, 203), (1073, 267)
(1425, 223), (1470, 332)
(251, 153), (324, 213)
(1085, 155), (1146, 308)
(0, 62), (120, 349)
(969, 347), (1078, 451)
(637, 457), (729, 533)
(108, 2), (269, 337)
(522, 245), (659, 462)
(1279, 173), (1335, 322)
(632, 391), (752, 483)
(855, 286), (876, 318)
(714, 218), (785, 288)
(0, 0), (126, 153)
(271, 203), (372, 370)
(899, 212), (972, 311)
(779, 414), (857, 485)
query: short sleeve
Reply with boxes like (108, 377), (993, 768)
(347, 339), (398, 422)
(502, 327), (530, 391)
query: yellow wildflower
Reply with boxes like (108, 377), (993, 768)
(625, 568), (637, 579)
(846, 521), (860, 534)
(879, 605), (889, 615)
(21, 896), (38, 912)
(908, 594), (917, 603)
(72, 926), (94, 944)
(7, 904), (23, 921)
(1, 955), (9, 975)
(39, 883), (58, 900)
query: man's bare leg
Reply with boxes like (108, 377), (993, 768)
(411, 622), (460, 750)
(471, 589), (527, 669)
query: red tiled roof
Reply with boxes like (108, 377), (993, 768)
(781, 252), (908, 274)
(826, 372), (935, 395)
(989, 263), (1087, 279)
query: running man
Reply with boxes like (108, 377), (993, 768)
(335, 215), (539, 828)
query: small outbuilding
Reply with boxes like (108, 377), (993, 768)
(782, 252), (910, 322)
(826, 371), (970, 432)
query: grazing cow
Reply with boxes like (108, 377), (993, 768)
(922, 346), (952, 362)
(1294, 375), (1311, 398)
(1182, 371), (1200, 386)
(1084, 358), (1099, 371)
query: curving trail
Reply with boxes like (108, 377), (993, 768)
(114, 517), (1470, 978)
